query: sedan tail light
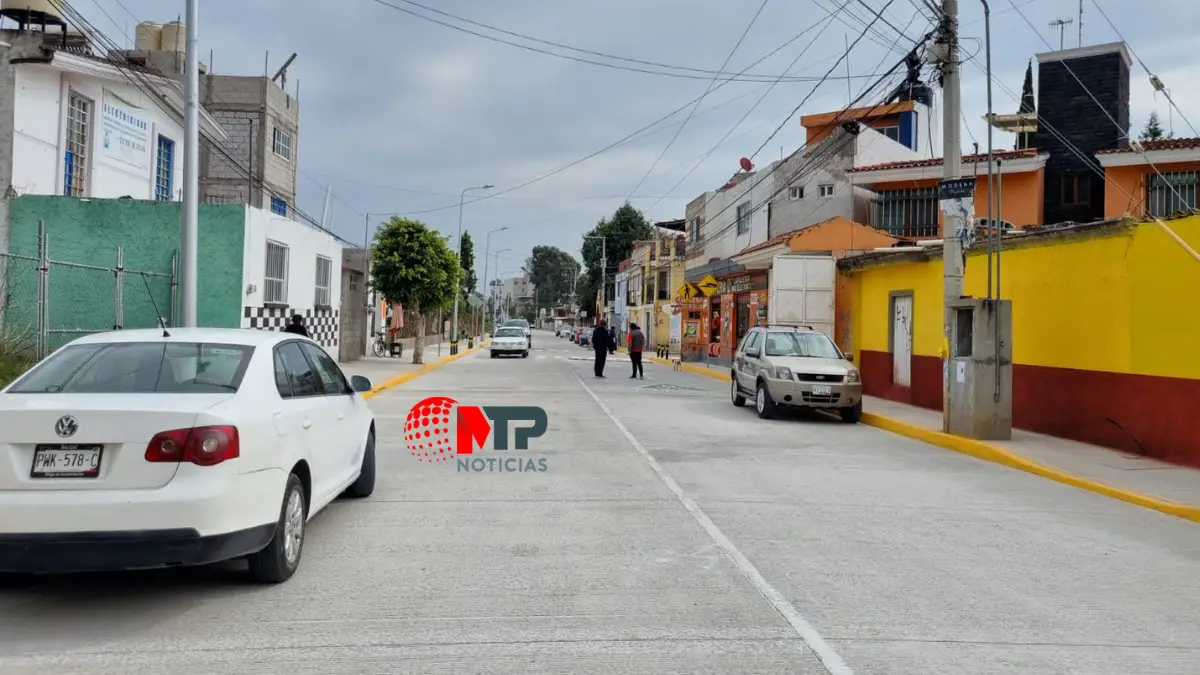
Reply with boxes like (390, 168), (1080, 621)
(145, 426), (240, 466)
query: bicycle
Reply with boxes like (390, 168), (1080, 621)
(371, 332), (402, 358)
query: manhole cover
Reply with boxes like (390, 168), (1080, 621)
(641, 383), (705, 392)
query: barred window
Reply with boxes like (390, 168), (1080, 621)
(64, 92), (92, 197)
(265, 241), (289, 304)
(872, 188), (939, 238)
(736, 201), (752, 235)
(314, 255), (332, 307)
(1147, 171), (1198, 218)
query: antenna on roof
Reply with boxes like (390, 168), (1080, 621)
(139, 272), (171, 338)
(271, 52), (298, 88)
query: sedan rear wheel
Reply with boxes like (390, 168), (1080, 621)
(247, 473), (306, 584)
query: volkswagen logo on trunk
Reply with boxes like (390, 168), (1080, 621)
(55, 415), (79, 438)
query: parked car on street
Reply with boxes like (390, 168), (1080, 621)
(577, 327), (590, 347)
(0, 328), (377, 584)
(730, 325), (862, 423)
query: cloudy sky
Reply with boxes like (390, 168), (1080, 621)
(79, 0), (1199, 288)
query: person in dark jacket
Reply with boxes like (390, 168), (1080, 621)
(283, 314), (310, 337)
(627, 323), (645, 379)
(592, 320), (613, 378)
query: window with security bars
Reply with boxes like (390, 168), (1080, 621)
(689, 217), (701, 242)
(314, 255), (332, 307)
(872, 188), (939, 238)
(63, 92), (92, 197)
(1147, 171), (1198, 218)
(264, 241), (289, 304)
(155, 136), (174, 201)
(736, 201), (752, 234)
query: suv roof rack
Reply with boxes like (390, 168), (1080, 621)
(766, 323), (814, 331)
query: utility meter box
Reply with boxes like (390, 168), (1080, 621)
(946, 297), (1013, 440)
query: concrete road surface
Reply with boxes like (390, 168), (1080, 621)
(3, 329), (1199, 674)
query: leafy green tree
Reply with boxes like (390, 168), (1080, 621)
(580, 203), (652, 310)
(458, 231), (478, 327)
(524, 245), (578, 308)
(371, 217), (460, 364)
(1140, 111), (1168, 142)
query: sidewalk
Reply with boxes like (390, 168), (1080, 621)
(865, 395), (1200, 521)
(341, 335), (482, 383)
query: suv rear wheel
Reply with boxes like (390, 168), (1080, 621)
(731, 377), (746, 407)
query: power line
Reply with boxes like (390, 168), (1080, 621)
(625, 0), (772, 201)
(644, 0), (855, 213)
(363, 0), (888, 84)
(51, 0), (353, 245)
(1086, 0), (1198, 138)
(1004, 0), (1192, 209)
(390, 9), (866, 218)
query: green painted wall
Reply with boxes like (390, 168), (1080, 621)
(3, 196), (244, 348)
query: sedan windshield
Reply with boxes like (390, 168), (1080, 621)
(762, 332), (842, 359)
(495, 328), (525, 338)
(8, 342), (255, 393)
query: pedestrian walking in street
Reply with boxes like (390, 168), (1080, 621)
(592, 320), (613, 378)
(283, 313), (310, 338)
(628, 322), (645, 379)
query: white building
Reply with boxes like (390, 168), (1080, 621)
(0, 35), (227, 205)
(241, 206), (344, 351)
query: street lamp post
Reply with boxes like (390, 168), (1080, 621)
(490, 250), (511, 332)
(451, 184), (493, 354)
(480, 226), (507, 337)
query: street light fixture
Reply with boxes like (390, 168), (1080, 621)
(480, 226), (508, 337)
(450, 184), (494, 354)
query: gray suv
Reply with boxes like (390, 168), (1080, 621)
(730, 326), (863, 423)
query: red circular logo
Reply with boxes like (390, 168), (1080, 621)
(405, 396), (457, 462)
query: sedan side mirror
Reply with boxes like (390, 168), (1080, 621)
(350, 375), (373, 393)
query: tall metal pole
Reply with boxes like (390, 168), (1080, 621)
(180, 0), (200, 326)
(600, 237), (606, 322)
(480, 227), (507, 335)
(940, 0), (964, 433)
(450, 185), (492, 354)
(983, 0), (994, 300)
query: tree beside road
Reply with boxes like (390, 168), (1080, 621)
(371, 217), (460, 365)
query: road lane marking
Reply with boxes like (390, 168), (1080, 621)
(572, 372), (855, 675)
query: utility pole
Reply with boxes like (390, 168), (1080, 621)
(600, 237), (606, 323)
(450, 184), (492, 354)
(480, 227), (507, 334)
(179, 0), (199, 326)
(939, 0), (964, 434)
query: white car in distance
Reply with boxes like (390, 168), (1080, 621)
(491, 327), (530, 358)
(0, 327), (377, 584)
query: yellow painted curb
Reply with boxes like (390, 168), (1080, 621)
(643, 353), (1200, 524)
(860, 412), (1200, 524)
(361, 340), (490, 400)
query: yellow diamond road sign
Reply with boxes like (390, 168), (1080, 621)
(696, 274), (720, 296)
(677, 282), (699, 300)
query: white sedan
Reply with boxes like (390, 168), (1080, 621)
(0, 327), (376, 584)
(490, 327), (530, 358)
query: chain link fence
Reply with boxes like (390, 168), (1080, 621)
(0, 221), (178, 359)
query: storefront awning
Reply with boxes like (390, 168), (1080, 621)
(685, 259), (744, 284)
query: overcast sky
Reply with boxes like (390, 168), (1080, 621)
(81, 0), (1199, 288)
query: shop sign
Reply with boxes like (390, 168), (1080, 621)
(718, 273), (763, 295)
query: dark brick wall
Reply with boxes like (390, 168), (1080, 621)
(1037, 51), (1130, 225)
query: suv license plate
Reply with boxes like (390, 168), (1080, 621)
(31, 444), (103, 478)
(811, 384), (833, 396)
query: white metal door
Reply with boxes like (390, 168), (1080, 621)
(891, 295), (913, 387)
(768, 254), (836, 339)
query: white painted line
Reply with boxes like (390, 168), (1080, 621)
(573, 372), (855, 675)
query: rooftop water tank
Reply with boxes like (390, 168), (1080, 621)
(161, 20), (185, 53)
(134, 21), (162, 51)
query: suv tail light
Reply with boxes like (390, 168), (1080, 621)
(145, 426), (240, 466)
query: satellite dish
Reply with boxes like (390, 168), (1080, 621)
(739, 157), (753, 172)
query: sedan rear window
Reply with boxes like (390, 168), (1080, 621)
(8, 342), (254, 394)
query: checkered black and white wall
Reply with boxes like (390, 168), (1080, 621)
(243, 306), (340, 350)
